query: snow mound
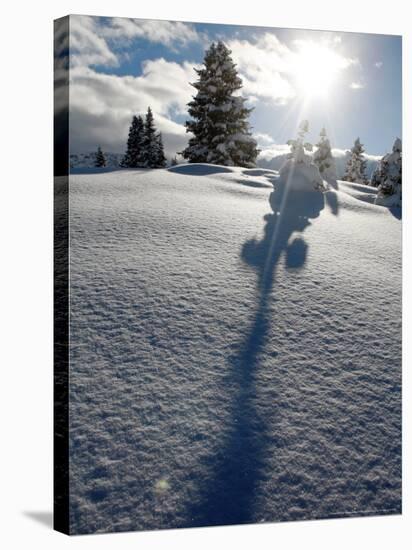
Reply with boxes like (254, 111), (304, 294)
(242, 168), (279, 178)
(278, 159), (325, 193)
(168, 163), (277, 189)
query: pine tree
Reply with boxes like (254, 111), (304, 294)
(343, 138), (368, 184)
(170, 156), (178, 166)
(154, 132), (167, 168)
(181, 41), (259, 167)
(313, 128), (336, 179)
(122, 115), (144, 168)
(141, 107), (158, 168)
(94, 146), (106, 167)
(375, 138), (402, 207)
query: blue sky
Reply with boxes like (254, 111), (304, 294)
(68, 15), (401, 159)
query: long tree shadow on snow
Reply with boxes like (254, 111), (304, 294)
(189, 173), (325, 527)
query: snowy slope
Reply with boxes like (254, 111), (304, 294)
(68, 165), (401, 534)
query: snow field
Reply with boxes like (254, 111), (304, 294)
(68, 165), (401, 534)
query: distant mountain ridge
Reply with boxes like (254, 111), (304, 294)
(70, 152), (124, 169)
(257, 150), (381, 180)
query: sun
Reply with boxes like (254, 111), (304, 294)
(291, 41), (349, 100)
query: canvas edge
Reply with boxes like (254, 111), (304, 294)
(53, 14), (70, 536)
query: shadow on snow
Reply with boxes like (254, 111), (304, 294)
(189, 172), (325, 527)
(168, 164), (234, 176)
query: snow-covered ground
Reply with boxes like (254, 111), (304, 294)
(68, 164), (401, 534)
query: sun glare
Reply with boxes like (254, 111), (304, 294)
(291, 41), (349, 101)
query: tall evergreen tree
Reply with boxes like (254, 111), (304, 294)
(142, 107), (159, 168)
(122, 115), (144, 168)
(343, 137), (368, 184)
(181, 41), (259, 167)
(94, 146), (106, 167)
(313, 128), (336, 179)
(154, 132), (167, 168)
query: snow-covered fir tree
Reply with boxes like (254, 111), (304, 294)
(181, 41), (259, 167)
(343, 138), (368, 184)
(122, 115), (144, 168)
(170, 156), (178, 166)
(122, 109), (166, 169)
(94, 146), (106, 168)
(375, 138), (402, 207)
(141, 107), (156, 167)
(313, 128), (336, 179)
(287, 120), (313, 164)
(140, 107), (166, 168)
(154, 132), (167, 168)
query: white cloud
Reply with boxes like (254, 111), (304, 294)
(374, 61), (383, 68)
(69, 15), (202, 68)
(69, 59), (198, 157)
(350, 82), (364, 89)
(331, 148), (381, 162)
(254, 132), (275, 146)
(70, 15), (118, 68)
(101, 18), (200, 48)
(258, 143), (291, 161)
(228, 34), (296, 104)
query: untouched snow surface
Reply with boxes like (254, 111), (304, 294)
(68, 164), (401, 534)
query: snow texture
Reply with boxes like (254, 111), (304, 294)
(68, 164), (401, 534)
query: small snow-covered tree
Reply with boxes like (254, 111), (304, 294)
(287, 120), (313, 164)
(283, 121), (325, 191)
(313, 128), (336, 179)
(343, 138), (368, 184)
(122, 115), (144, 168)
(181, 41), (259, 167)
(94, 146), (106, 168)
(170, 156), (178, 166)
(375, 138), (402, 207)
